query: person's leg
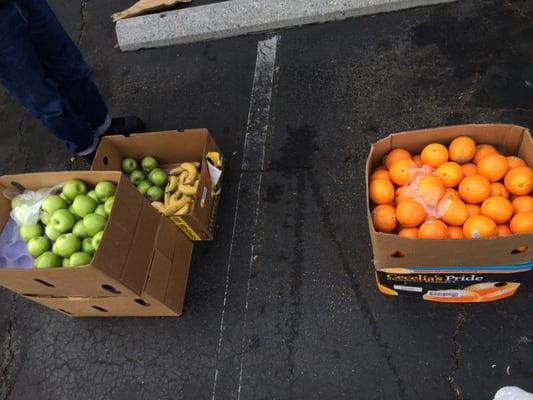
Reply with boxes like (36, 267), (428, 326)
(0, 1), (96, 153)
(17, 0), (110, 135)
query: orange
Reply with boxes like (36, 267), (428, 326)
(438, 197), (469, 226)
(477, 153), (509, 182)
(370, 169), (390, 181)
(509, 212), (533, 234)
(418, 219), (448, 239)
(480, 196), (514, 224)
(504, 166), (533, 196)
(416, 176), (445, 207)
(463, 215), (497, 239)
(396, 199), (426, 228)
(412, 155), (423, 167)
(435, 161), (464, 188)
(389, 159), (418, 186)
(490, 182), (509, 199)
(371, 204), (397, 233)
(507, 156), (526, 169)
(421, 143), (449, 168)
(458, 174), (491, 204)
(395, 186), (413, 204)
(512, 196), (533, 214)
(449, 136), (476, 164)
(447, 226), (464, 238)
(466, 204), (481, 217)
(385, 148), (411, 170)
(374, 165), (387, 172)
(473, 144), (497, 164)
(497, 225), (512, 236)
(398, 227), (418, 238)
(461, 163), (477, 177)
(444, 188), (460, 199)
(369, 178), (395, 205)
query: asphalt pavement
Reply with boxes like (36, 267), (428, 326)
(0, 0), (532, 399)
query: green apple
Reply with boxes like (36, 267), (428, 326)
(94, 204), (107, 218)
(87, 190), (100, 203)
(104, 196), (115, 216)
(72, 220), (88, 239)
(45, 225), (61, 241)
(122, 158), (138, 174)
(19, 224), (43, 242)
(27, 236), (50, 258)
(50, 209), (76, 233)
(71, 194), (97, 218)
(95, 181), (116, 202)
(142, 156), (158, 172)
(62, 257), (70, 267)
(59, 192), (72, 205)
(62, 179), (87, 200)
(92, 230), (104, 251)
(40, 211), (51, 225)
(41, 194), (67, 214)
(33, 252), (61, 269)
(54, 233), (81, 258)
(10, 195), (22, 210)
(81, 237), (95, 255)
(137, 181), (151, 195)
(83, 214), (107, 237)
(130, 170), (145, 186)
(149, 168), (168, 187)
(68, 252), (92, 267)
(146, 186), (163, 202)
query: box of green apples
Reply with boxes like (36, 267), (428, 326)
(0, 171), (160, 298)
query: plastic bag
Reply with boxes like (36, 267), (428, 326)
(3, 184), (62, 227)
(494, 387), (533, 400)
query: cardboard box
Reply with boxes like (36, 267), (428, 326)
(91, 129), (223, 241)
(367, 124), (533, 302)
(23, 215), (194, 317)
(0, 171), (159, 298)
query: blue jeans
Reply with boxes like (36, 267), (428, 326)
(0, 0), (109, 154)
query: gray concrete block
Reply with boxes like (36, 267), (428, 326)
(116, 0), (456, 51)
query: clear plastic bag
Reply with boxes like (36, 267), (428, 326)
(494, 387), (533, 400)
(3, 184), (62, 227)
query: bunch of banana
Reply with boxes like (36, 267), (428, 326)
(151, 162), (200, 217)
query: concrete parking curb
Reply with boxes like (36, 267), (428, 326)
(116, 0), (455, 51)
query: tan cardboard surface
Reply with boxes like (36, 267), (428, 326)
(367, 124), (533, 269)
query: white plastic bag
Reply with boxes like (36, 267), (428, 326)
(494, 387), (533, 400)
(3, 184), (62, 227)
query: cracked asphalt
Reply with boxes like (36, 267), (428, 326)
(0, 0), (532, 399)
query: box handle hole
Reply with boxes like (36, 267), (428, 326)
(102, 156), (109, 165)
(101, 284), (121, 294)
(92, 306), (108, 312)
(390, 251), (406, 258)
(511, 246), (528, 254)
(58, 308), (73, 315)
(494, 282), (508, 288)
(34, 279), (55, 287)
(134, 299), (150, 307)
(10, 181), (26, 192)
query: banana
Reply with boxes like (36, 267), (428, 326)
(166, 176), (179, 193)
(151, 202), (165, 214)
(178, 171), (188, 184)
(181, 162), (198, 184)
(170, 166), (185, 176)
(164, 191), (171, 206)
(192, 161), (201, 168)
(176, 203), (190, 216)
(169, 191), (183, 204)
(179, 183), (197, 196)
(163, 197), (190, 216)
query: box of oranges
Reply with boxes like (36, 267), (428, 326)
(366, 124), (532, 303)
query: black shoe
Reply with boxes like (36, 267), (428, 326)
(104, 116), (145, 136)
(82, 152), (95, 165)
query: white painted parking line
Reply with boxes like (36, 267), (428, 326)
(116, 0), (456, 51)
(211, 35), (279, 400)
